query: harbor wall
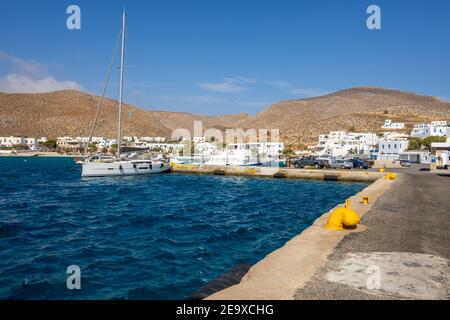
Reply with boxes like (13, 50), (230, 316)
(171, 164), (384, 182)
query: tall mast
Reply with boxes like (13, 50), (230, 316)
(117, 10), (126, 157)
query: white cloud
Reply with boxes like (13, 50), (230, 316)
(289, 88), (329, 98)
(195, 76), (256, 93)
(0, 74), (82, 93)
(0, 51), (82, 93)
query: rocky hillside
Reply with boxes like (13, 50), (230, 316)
(0, 87), (449, 148)
(0, 90), (251, 140)
(242, 87), (450, 148)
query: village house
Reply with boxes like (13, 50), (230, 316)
(431, 127), (450, 167)
(381, 119), (405, 130)
(56, 136), (81, 150)
(0, 136), (39, 150)
(411, 121), (448, 138)
(315, 131), (378, 158)
(377, 136), (409, 161)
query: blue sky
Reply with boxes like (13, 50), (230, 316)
(0, 0), (449, 115)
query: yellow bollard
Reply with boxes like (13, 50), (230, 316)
(362, 196), (369, 205)
(379, 168), (385, 173)
(325, 201), (361, 231)
(345, 199), (350, 208)
(384, 173), (397, 180)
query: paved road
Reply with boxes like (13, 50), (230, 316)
(295, 165), (450, 299)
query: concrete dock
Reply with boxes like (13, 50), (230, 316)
(295, 166), (450, 300)
(171, 164), (384, 182)
(205, 165), (450, 300)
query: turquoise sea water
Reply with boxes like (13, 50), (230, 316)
(0, 157), (366, 300)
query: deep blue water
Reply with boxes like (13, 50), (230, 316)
(0, 157), (366, 300)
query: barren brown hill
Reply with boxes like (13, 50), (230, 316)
(0, 87), (449, 148)
(0, 90), (251, 140)
(242, 87), (450, 148)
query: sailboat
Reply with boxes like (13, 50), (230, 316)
(80, 11), (170, 177)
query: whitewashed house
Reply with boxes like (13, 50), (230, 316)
(0, 136), (39, 150)
(316, 131), (377, 157)
(431, 127), (450, 166)
(382, 119), (405, 130)
(57, 136), (81, 150)
(0, 136), (24, 148)
(411, 121), (448, 138)
(378, 138), (409, 161)
(24, 138), (39, 150)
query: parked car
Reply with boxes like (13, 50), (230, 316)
(349, 158), (369, 169)
(364, 159), (375, 168)
(292, 157), (326, 169)
(329, 159), (353, 169)
(400, 159), (411, 167)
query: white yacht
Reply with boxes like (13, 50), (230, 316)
(79, 11), (170, 177)
(81, 158), (169, 177)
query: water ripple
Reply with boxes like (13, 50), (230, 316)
(0, 157), (366, 299)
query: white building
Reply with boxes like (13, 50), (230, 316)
(382, 119), (405, 130)
(24, 138), (39, 150)
(57, 136), (81, 150)
(316, 131), (378, 157)
(399, 151), (432, 164)
(431, 127), (450, 166)
(411, 121), (448, 138)
(0, 136), (39, 150)
(140, 143), (184, 152)
(0, 136), (24, 147)
(96, 139), (118, 149)
(378, 138), (409, 161)
(122, 136), (137, 142)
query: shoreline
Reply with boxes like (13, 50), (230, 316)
(206, 176), (394, 300)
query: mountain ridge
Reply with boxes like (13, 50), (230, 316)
(1, 87), (449, 148)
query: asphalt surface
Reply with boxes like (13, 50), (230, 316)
(295, 165), (450, 299)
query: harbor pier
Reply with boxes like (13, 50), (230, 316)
(171, 164), (384, 182)
(202, 165), (450, 300)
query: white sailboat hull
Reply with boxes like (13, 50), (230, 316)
(81, 160), (170, 177)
